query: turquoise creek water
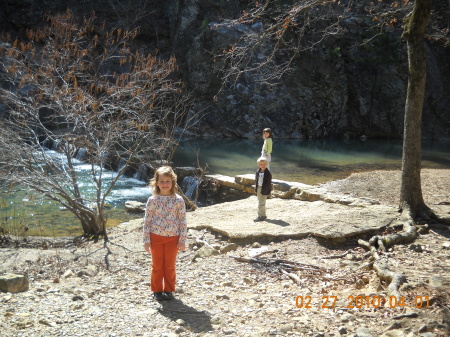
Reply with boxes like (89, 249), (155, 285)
(2, 139), (449, 237)
(173, 139), (450, 185)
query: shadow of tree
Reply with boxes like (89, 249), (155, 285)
(157, 298), (213, 333)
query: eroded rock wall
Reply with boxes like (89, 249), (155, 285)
(1, 0), (449, 140)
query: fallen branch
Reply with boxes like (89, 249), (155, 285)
(391, 312), (419, 320)
(317, 249), (352, 259)
(195, 237), (214, 249)
(230, 255), (327, 275)
(280, 268), (301, 284)
(253, 249), (279, 258)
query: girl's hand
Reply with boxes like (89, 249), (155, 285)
(144, 242), (152, 254)
(177, 242), (186, 251)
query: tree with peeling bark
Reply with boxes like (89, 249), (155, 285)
(0, 11), (193, 239)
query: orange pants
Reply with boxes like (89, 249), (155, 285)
(150, 233), (179, 292)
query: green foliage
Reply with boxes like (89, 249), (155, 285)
(329, 47), (341, 59)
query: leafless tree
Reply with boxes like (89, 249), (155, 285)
(0, 10), (195, 239)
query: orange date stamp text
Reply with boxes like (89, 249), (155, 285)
(295, 295), (431, 309)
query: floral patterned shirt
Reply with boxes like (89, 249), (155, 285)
(143, 194), (187, 245)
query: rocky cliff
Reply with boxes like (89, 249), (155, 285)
(1, 0), (449, 140)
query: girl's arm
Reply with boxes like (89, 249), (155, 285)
(143, 198), (154, 251)
(176, 196), (187, 250)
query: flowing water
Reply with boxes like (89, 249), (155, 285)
(2, 139), (449, 236)
(1, 149), (151, 237)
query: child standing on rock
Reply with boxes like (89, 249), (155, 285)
(261, 128), (273, 169)
(143, 166), (187, 301)
(254, 157), (272, 222)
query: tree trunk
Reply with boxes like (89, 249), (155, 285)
(399, 0), (431, 218)
(76, 208), (103, 236)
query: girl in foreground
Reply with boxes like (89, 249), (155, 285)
(143, 166), (187, 301)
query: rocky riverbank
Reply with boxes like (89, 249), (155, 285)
(1, 169), (449, 337)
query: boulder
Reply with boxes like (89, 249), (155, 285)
(0, 274), (29, 293)
(125, 201), (146, 213)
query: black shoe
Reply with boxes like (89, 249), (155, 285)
(254, 216), (267, 222)
(153, 292), (165, 301)
(164, 292), (175, 301)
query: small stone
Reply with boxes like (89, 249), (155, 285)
(211, 315), (223, 325)
(77, 265), (98, 277)
(442, 242), (450, 250)
(221, 243), (238, 254)
(386, 322), (403, 331)
(70, 303), (84, 310)
(278, 324), (293, 333)
(338, 326), (347, 334)
(251, 242), (262, 248)
(380, 330), (406, 337)
(418, 325), (428, 333)
(355, 327), (373, 337)
(265, 307), (280, 314)
(72, 295), (84, 301)
(355, 279), (365, 289)
(409, 244), (423, 253)
(39, 318), (56, 327)
(346, 253), (355, 260)
(216, 294), (230, 300)
(194, 245), (220, 259)
(175, 319), (185, 326)
(428, 276), (443, 288)
(243, 277), (253, 284)
(341, 313), (356, 322)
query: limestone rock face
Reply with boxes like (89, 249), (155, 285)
(1, 0), (449, 140)
(0, 274), (29, 293)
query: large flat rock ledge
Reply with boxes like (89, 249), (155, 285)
(187, 196), (398, 242)
(186, 174), (398, 242)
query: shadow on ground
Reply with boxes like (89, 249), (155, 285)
(158, 298), (213, 333)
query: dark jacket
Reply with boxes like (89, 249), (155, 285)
(255, 168), (272, 196)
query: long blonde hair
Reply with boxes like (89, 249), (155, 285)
(150, 166), (178, 195)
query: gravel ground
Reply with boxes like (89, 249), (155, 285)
(1, 169), (449, 337)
